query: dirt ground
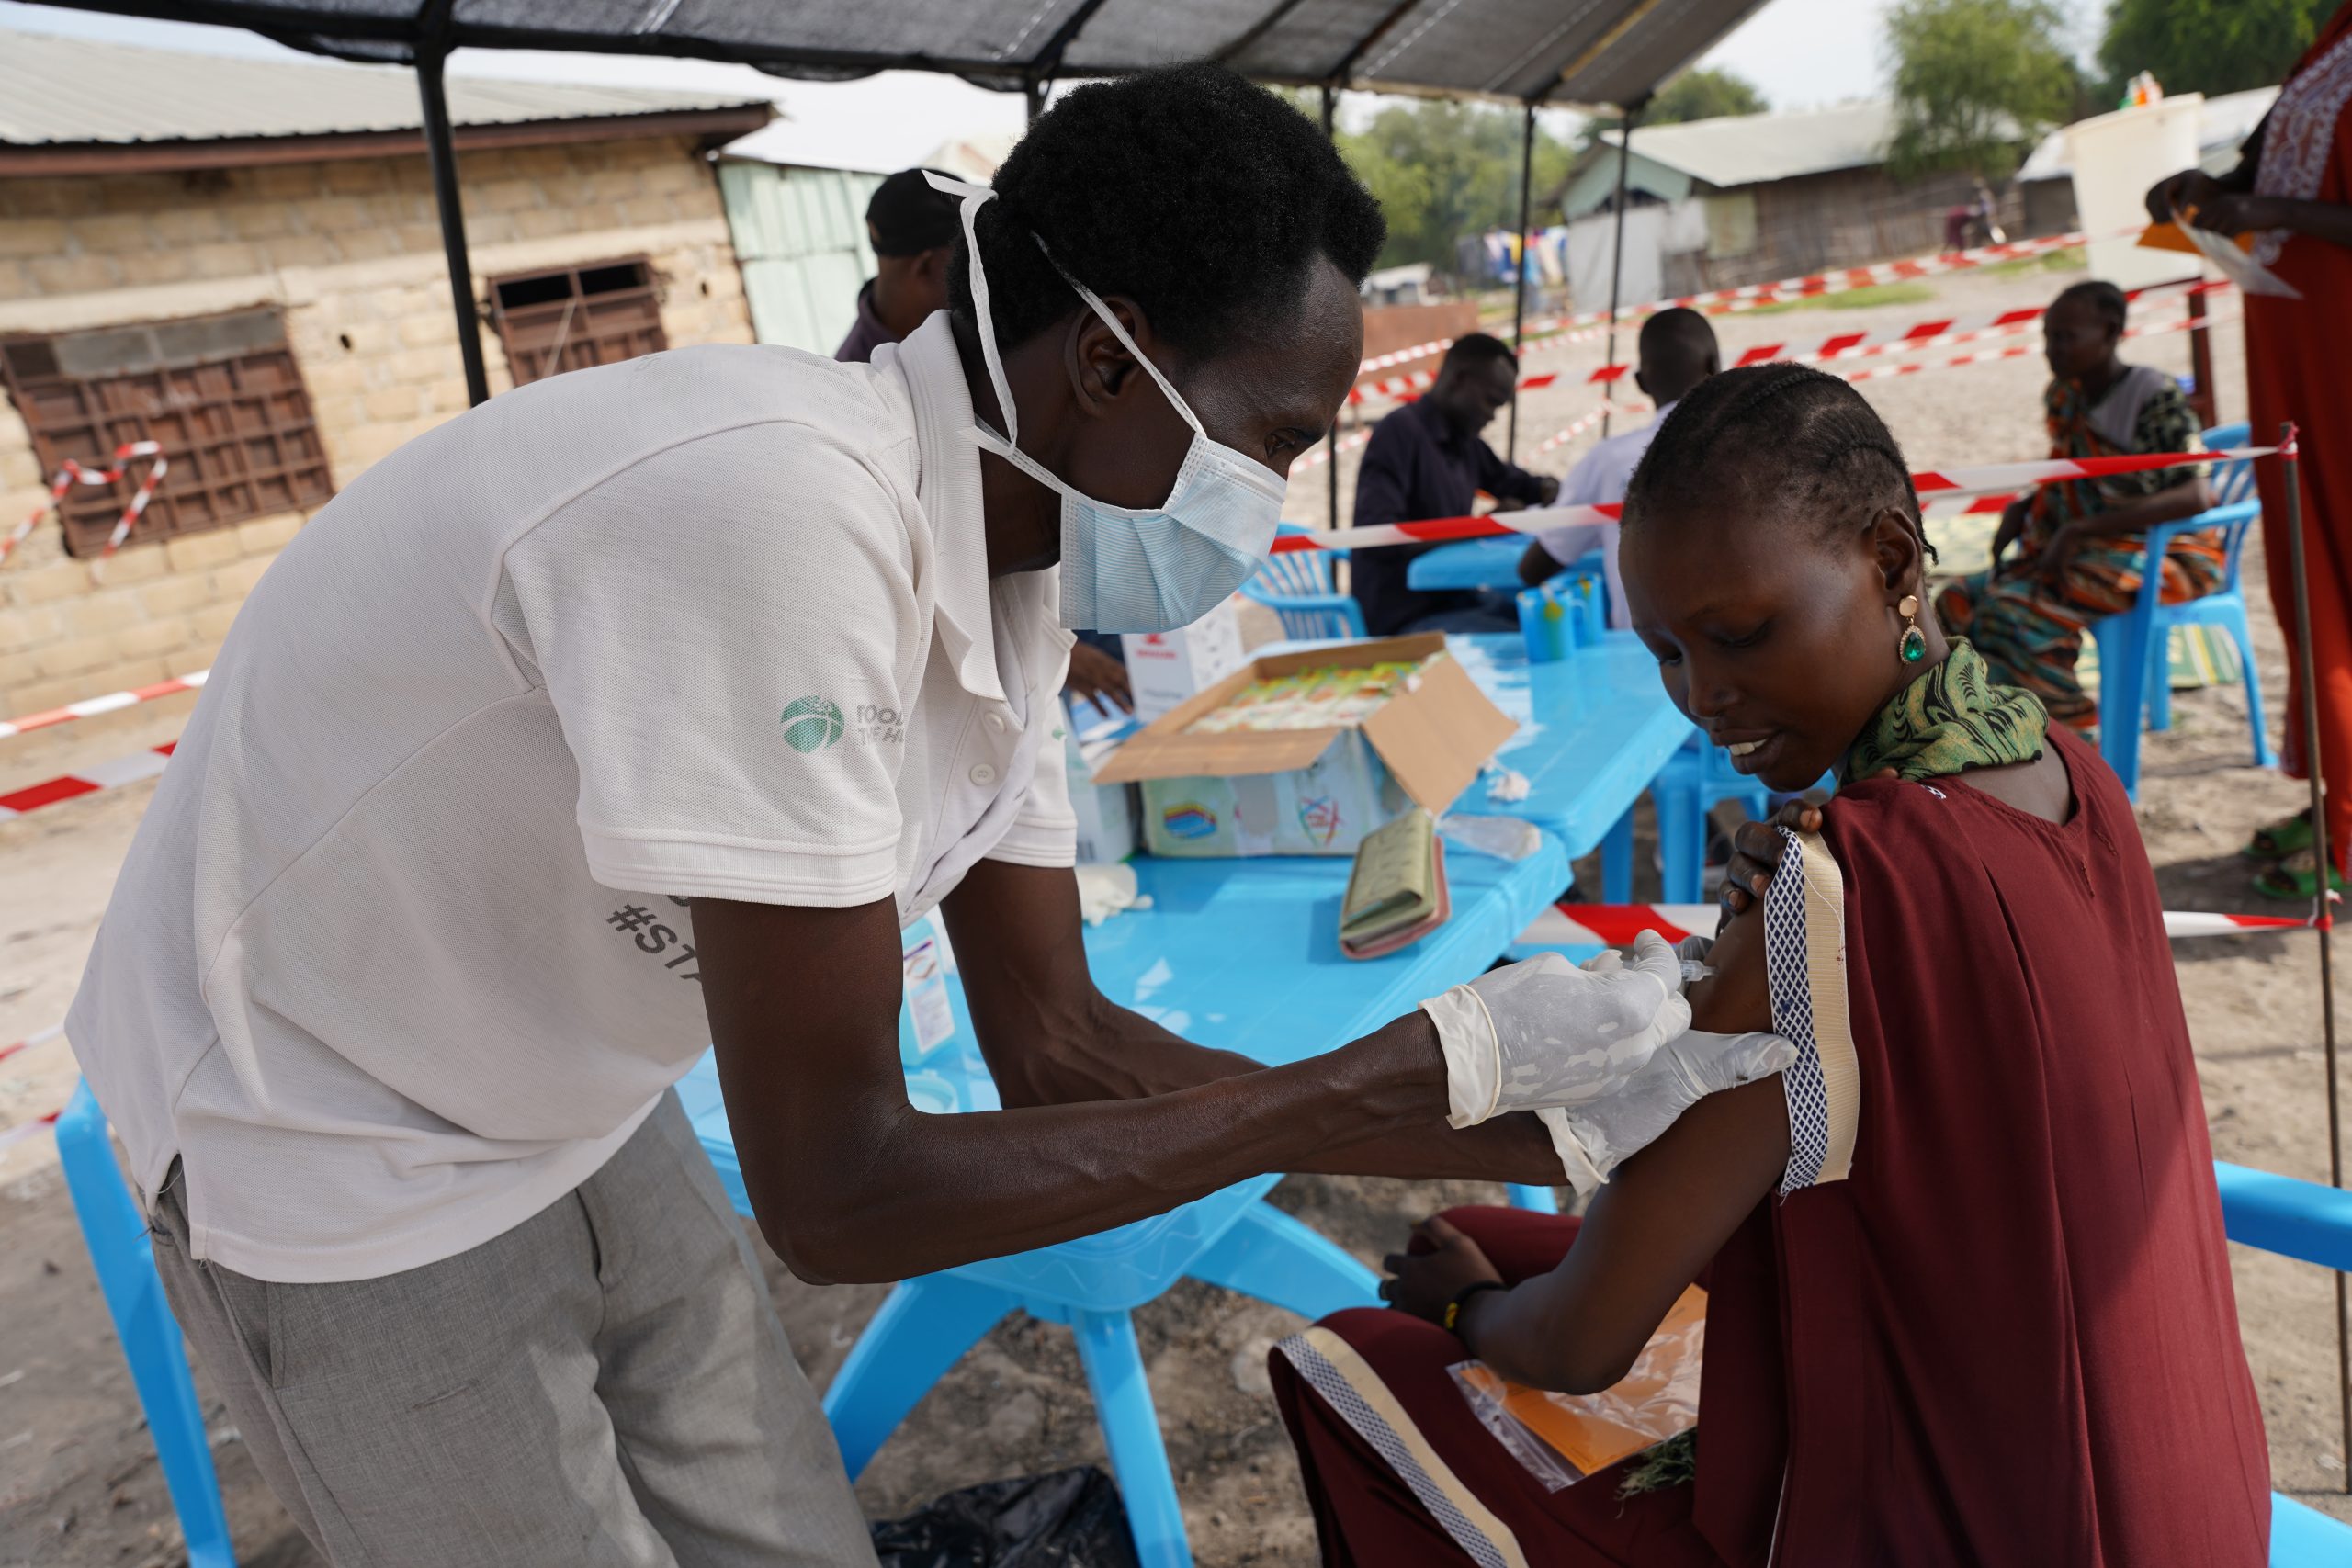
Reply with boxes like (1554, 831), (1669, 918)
(6, 258), (2348, 1567)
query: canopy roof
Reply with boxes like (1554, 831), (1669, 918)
(40, 0), (1773, 108)
(0, 31), (768, 150)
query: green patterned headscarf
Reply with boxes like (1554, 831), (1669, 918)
(1842, 639), (2048, 784)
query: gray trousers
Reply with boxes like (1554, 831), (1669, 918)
(148, 1091), (879, 1567)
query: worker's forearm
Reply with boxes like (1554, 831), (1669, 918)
(2256, 195), (2352, 249)
(995, 993), (1564, 1185)
(758, 1012), (1450, 1283)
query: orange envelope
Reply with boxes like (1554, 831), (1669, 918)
(2137, 217), (2252, 254)
(1455, 1284), (1706, 1478)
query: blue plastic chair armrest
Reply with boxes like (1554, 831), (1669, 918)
(2214, 1161), (2352, 1272)
(2132, 501), (2260, 614)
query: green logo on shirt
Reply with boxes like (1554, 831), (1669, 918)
(781, 695), (845, 753)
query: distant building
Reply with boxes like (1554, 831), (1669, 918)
(0, 33), (768, 716)
(1553, 101), (2030, 304)
(710, 126), (1014, 355)
(2015, 87), (2276, 238)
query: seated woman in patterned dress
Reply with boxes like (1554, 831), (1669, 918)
(1269, 366), (2268, 1568)
(1936, 279), (2217, 733)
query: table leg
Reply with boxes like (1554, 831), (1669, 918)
(820, 1273), (1016, 1478)
(1072, 1309), (1193, 1568)
(1185, 1200), (1380, 1321)
(1602, 805), (1635, 903)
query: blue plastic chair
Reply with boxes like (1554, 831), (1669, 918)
(1646, 730), (1776, 905)
(2214, 1161), (2352, 1560)
(53, 1082), (236, 1568)
(2089, 423), (2274, 799)
(1238, 524), (1364, 640)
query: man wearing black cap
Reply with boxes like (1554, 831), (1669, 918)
(834, 167), (962, 364)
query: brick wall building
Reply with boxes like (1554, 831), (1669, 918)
(0, 35), (770, 717)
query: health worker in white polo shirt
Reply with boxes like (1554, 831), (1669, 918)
(1517, 307), (1723, 622)
(66, 68), (1783, 1566)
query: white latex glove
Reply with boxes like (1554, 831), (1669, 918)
(1419, 931), (1691, 1128)
(1534, 1028), (1797, 1194)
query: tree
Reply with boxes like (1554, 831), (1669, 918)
(2098, 0), (2342, 100)
(1335, 101), (1577, 271)
(1580, 66), (1768, 150)
(1885, 0), (2080, 181)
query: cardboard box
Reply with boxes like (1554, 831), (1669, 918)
(1091, 635), (1517, 858)
(1066, 728), (1139, 864)
(1122, 600), (1246, 725)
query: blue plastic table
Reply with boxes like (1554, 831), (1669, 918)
(1443, 635), (1692, 889)
(1404, 535), (1529, 591)
(677, 839), (1567, 1568)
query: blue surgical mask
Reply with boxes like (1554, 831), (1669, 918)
(925, 172), (1286, 635)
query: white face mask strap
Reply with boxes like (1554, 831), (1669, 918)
(921, 170), (1023, 448)
(1034, 236), (1206, 440)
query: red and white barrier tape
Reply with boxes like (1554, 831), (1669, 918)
(1358, 334), (1460, 377)
(1838, 310), (2235, 387)
(1352, 229), (2122, 383)
(4, 441), (168, 577)
(1271, 446), (2270, 555)
(1520, 902), (2323, 950)
(0, 741), (175, 818)
(0, 1024), (67, 1160)
(1297, 427), (1374, 472)
(0, 1109), (62, 1159)
(1351, 366), (1563, 408)
(0, 669), (208, 742)
(1586, 278), (2233, 383)
(0, 1021), (63, 1069)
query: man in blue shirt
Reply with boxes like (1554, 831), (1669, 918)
(1348, 333), (1558, 637)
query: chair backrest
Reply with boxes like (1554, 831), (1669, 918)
(1240, 524), (1364, 640)
(2201, 422), (2256, 508)
(1256, 524), (1338, 600)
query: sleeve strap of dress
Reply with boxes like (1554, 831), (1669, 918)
(1762, 828), (1861, 1192)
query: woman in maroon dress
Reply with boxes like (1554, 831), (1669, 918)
(1270, 366), (2269, 1566)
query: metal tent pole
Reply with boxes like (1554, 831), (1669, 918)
(1323, 83), (1343, 535)
(1024, 75), (1046, 124)
(414, 1), (488, 409)
(2281, 423), (2352, 1492)
(1599, 98), (1643, 438)
(1505, 101), (1537, 460)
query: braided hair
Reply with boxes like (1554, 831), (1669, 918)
(1623, 363), (1936, 565)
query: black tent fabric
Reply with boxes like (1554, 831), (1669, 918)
(35, 0), (1771, 107)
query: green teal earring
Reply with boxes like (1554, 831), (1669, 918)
(1897, 594), (1927, 663)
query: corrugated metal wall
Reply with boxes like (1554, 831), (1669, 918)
(716, 160), (886, 355)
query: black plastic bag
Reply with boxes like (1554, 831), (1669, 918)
(869, 1466), (1140, 1568)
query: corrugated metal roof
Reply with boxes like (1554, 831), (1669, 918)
(0, 32), (771, 147)
(1596, 100), (1898, 189)
(26, 0), (1774, 111)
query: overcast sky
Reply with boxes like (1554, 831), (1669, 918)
(1, 0), (2114, 171)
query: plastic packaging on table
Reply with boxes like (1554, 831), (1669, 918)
(1183, 660), (1427, 735)
(1449, 1284), (1705, 1491)
(1438, 813), (1544, 863)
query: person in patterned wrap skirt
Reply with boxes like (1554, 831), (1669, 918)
(1935, 279), (2217, 733)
